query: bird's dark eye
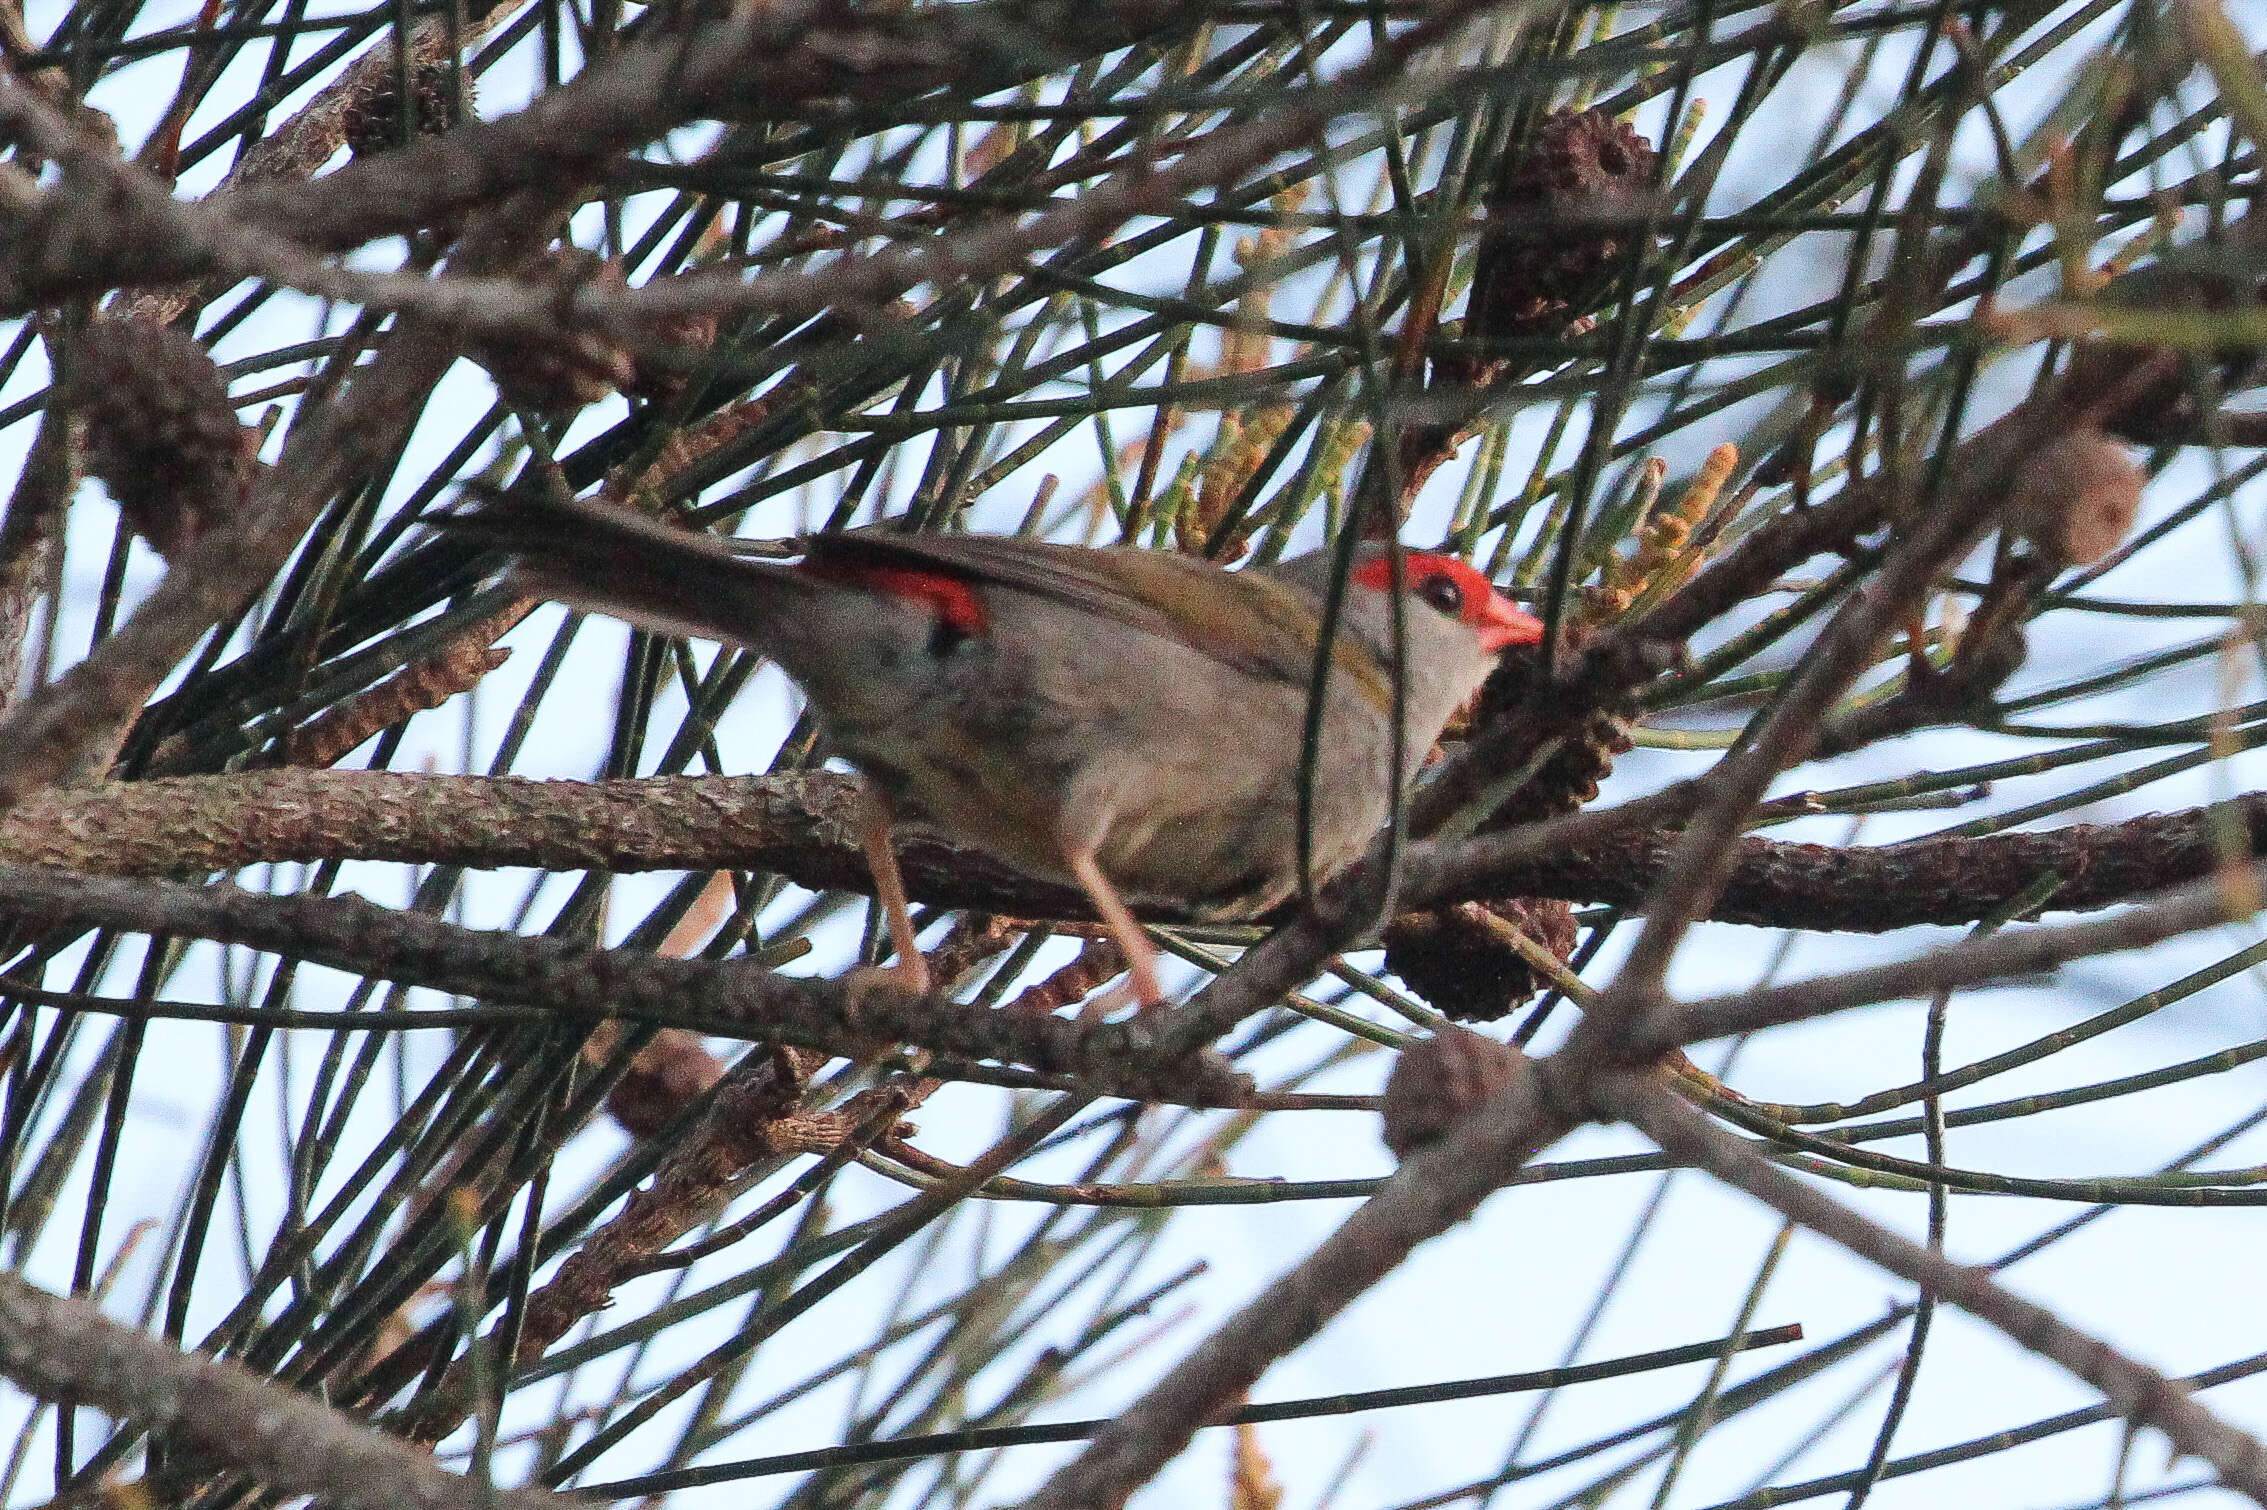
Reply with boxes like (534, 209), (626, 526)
(926, 617), (973, 658)
(1418, 572), (1465, 617)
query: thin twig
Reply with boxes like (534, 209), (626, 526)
(1656, 864), (2267, 1054)
(1596, 1074), (2267, 1505)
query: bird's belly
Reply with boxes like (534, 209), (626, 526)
(1100, 805), (1289, 914)
(834, 699), (1394, 916)
(836, 723), (1079, 880)
(1098, 783), (1389, 915)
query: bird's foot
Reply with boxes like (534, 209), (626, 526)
(1074, 980), (1139, 1027)
(1073, 960), (1166, 1027)
(843, 958), (932, 1024)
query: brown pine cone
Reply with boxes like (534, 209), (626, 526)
(467, 250), (639, 416)
(1463, 109), (1657, 360)
(602, 1028), (726, 1139)
(1384, 628), (1636, 1020)
(2003, 426), (2145, 566)
(69, 315), (254, 560)
(341, 64), (473, 158)
(1383, 896), (1578, 1023)
(1380, 1026), (1527, 1158)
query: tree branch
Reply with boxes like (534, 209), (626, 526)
(0, 1269), (572, 1510)
(9, 768), (2258, 934)
(0, 862), (1247, 1105)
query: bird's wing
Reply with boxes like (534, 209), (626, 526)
(801, 533), (1376, 694)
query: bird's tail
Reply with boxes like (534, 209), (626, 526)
(434, 491), (807, 649)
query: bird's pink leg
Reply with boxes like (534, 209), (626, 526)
(1062, 845), (1164, 1014)
(854, 783), (932, 997)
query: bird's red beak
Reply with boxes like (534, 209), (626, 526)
(1478, 593), (1544, 653)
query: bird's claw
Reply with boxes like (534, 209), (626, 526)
(843, 960), (932, 1025)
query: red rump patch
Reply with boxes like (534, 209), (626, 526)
(799, 560), (990, 637)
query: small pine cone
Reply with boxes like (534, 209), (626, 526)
(69, 315), (253, 560)
(1384, 896), (1577, 1022)
(625, 309), (719, 404)
(2069, 248), (2267, 444)
(601, 1028), (725, 1138)
(1380, 1025), (1527, 1158)
(1472, 627), (1638, 825)
(2004, 426), (2144, 566)
(341, 64), (473, 157)
(1467, 109), (1656, 349)
(469, 250), (639, 416)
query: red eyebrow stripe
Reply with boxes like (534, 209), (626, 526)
(798, 560), (990, 637)
(1349, 552), (1489, 597)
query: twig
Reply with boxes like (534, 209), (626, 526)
(1654, 863), (2267, 1054)
(1595, 1074), (2267, 1504)
(583, 1323), (1805, 1493)
(275, 596), (531, 768)
(1022, 1052), (1588, 1509)
(383, 1052), (915, 1443)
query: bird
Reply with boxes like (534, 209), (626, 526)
(438, 493), (1542, 1011)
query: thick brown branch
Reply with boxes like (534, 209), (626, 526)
(0, 0), (1217, 309)
(7, 768), (2259, 934)
(0, 861), (1247, 1104)
(0, 767), (918, 883)
(0, 1269), (571, 1510)
(1430, 800), (2267, 930)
